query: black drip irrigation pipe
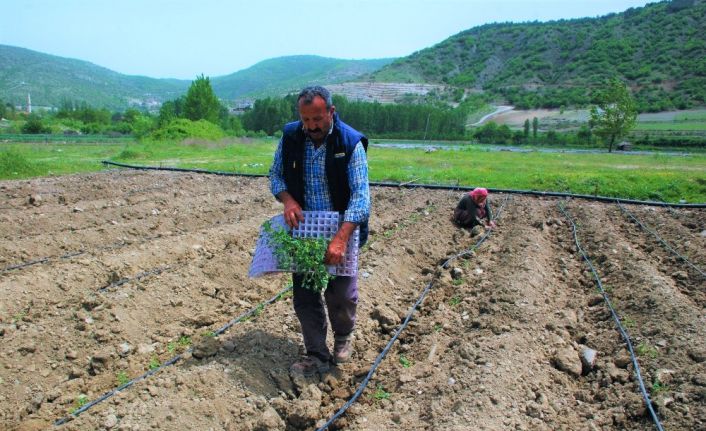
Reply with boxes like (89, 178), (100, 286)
(53, 285), (292, 426)
(617, 201), (706, 278)
(101, 161), (706, 208)
(98, 266), (172, 292)
(102, 160), (264, 178)
(558, 202), (664, 431)
(1, 250), (85, 273)
(316, 196), (510, 431)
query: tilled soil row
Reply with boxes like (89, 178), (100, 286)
(0, 171), (703, 431)
(614, 204), (706, 299)
(58, 186), (460, 430)
(1, 175), (285, 428)
(566, 201), (706, 431)
(0, 172), (271, 268)
(1, 174), (453, 429)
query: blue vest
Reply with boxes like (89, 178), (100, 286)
(281, 114), (369, 246)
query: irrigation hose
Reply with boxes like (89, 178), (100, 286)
(98, 266), (172, 292)
(1, 250), (84, 273)
(101, 161), (706, 208)
(53, 285), (292, 426)
(316, 197), (508, 430)
(616, 201), (705, 278)
(558, 202), (664, 431)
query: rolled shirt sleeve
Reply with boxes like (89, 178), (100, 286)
(343, 141), (370, 224)
(269, 138), (287, 198)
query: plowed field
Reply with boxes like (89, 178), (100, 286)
(1, 170), (704, 431)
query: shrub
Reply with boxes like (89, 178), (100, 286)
(21, 115), (51, 134)
(148, 118), (225, 141)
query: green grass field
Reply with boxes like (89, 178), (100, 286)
(633, 121), (706, 131)
(1, 138), (704, 203)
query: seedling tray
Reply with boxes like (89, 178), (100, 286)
(248, 211), (359, 278)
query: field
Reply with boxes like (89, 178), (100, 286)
(1, 169), (704, 430)
(2, 138), (705, 203)
(488, 108), (706, 134)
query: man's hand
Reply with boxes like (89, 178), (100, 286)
(486, 220), (497, 229)
(278, 192), (304, 228)
(325, 235), (347, 265)
(325, 222), (357, 265)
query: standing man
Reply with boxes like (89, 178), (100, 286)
(269, 86), (370, 376)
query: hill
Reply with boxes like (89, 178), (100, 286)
(212, 55), (395, 100)
(369, 0), (706, 111)
(0, 45), (190, 111)
(0, 46), (394, 110)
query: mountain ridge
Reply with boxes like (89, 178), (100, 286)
(0, 45), (394, 110)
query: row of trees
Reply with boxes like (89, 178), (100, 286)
(241, 94), (471, 140)
(4, 76), (642, 151)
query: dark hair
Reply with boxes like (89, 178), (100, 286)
(298, 86), (333, 109)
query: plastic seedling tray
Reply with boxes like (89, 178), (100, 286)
(248, 211), (359, 278)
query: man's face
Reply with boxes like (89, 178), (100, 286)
(298, 96), (334, 143)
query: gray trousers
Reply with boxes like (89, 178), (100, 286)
(292, 274), (358, 362)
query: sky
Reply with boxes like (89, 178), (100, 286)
(1, 0), (654, 80)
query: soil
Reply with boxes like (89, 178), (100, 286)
(1, 170), (704, 431)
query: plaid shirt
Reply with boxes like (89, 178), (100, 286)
(270, 133), (370, 224)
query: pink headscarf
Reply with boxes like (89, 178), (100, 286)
(469, 188), (488, 201)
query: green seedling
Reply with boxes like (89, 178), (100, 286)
(201, 331), (216, 338)
(276, 289), (293, 301)
(622, 316), (636, 328)
(373, 384), (391, 401)
(449, 296), (461, 306)
(452, 278), (464, 286)
(636, 342), (658, 359)
(116, 371), (129, 386)
(433, 323), (443, 332)
(399, 354), (412, 368)
(169, 335), (192, 352)
(263, 221), (332, 293)
(70, 394), (89, 413)
(11, 310), (27, 323)
(253, 303), (265, 316)
(652, 380), (668, 395)
(148, 356), (161, 370)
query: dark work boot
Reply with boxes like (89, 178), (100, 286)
(333, 335), (354, 364)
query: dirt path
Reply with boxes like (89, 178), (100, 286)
(0, 171), (703, 431)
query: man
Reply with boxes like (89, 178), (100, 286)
(269, 86), (370, 376)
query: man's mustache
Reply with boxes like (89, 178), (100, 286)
(305, 128), (323, 134)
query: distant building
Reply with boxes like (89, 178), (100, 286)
(616, 141), (633, 151)
(230, 100), (254, 115)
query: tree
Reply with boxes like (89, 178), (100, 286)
(184, 75), (221, 124)
(22, 114), (51, 134)
(589, 78), (637, 153)
(532, 117), (538, 140)
(523, 119), (530, 142)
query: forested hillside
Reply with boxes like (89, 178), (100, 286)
(212, 56), (394, 100)
(0, 46), (393, 110)
(0, 45), (190, 110)
(370, 0), (706, 111)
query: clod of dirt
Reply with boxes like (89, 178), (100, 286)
(28, 194), (42, 206)
(191, 335), (219, 359)
(371, 305), (401, 333)
(552, 346), (582, 377)
(255, 406), (285, 431)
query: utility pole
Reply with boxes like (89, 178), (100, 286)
(423, 112), (430, 141)
(27, 92), (32, 114)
